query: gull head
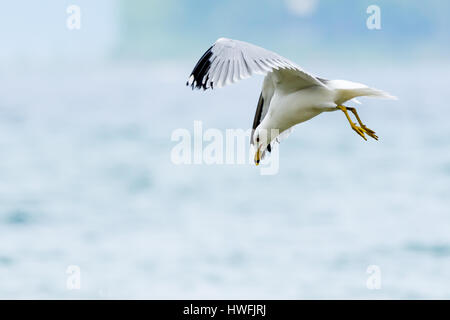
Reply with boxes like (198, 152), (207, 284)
(252, 129), (270, 166)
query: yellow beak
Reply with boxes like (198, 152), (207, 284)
(254, 148), (261, 166)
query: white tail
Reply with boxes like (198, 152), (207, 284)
(325, 79), (397, 105)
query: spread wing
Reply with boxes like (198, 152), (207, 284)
(187, 38), (327, 90)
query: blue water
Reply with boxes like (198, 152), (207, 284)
(0, 61), (449, 299)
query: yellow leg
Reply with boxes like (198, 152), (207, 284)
(336, 105), (368, 141)
(347, 107), (378, 140)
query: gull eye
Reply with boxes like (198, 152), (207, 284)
(256, 137), (260, 143)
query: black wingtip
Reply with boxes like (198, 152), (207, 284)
(187, 46), (213, 90)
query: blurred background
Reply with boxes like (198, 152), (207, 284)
(0, 0), (449, 299)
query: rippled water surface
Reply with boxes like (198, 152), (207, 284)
(0, 62), (449, 298)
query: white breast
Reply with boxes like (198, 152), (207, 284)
(266, 85), (334, 132)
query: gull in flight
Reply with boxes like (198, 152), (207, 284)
(187, 38), (396, 165)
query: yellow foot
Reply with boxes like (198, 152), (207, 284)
(344, 106), (379, 141)
(349, 123), (367, 141)
(361, 125), (378, 140)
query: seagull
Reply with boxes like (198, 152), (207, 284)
(187, 38), (396, 165)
